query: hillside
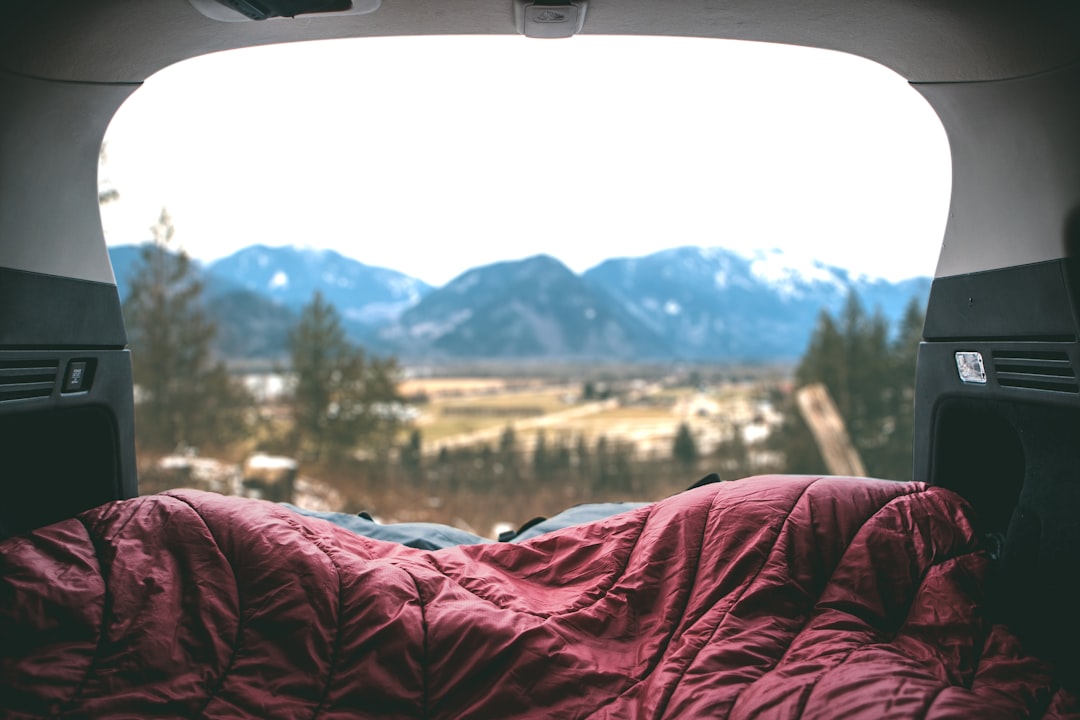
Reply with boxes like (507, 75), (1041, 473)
(108, 243), (930, 362)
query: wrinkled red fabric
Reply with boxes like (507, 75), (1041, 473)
(1, 475), (1074, 718)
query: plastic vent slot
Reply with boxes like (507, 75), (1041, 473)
(0, 360), (59, 403)
(992, 350), (1079, 394)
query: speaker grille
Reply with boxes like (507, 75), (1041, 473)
(0, 360), (59, 403)
(992, 350), (1078, 394)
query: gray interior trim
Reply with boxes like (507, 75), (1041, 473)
(0, 71), (136, 284)
(916, 63), (1080, 279)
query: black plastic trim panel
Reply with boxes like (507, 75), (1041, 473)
(924, 260), (1077, 341)
(0, 349), (136, 536)
(914, 339), (1080, 484)
(0, 266), (126, 348)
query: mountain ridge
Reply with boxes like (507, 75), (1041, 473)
(107, 243), (930, 362)
(583, 246), (929, 360)
(378, 254), (670, 360)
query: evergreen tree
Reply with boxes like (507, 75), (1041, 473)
(879, 296), (925, 479)
(288, 291), (401, 463)
(123, 209), (250, 452)
(582, 381), (596, 401)
(498, 425), (520, 480)
(774, 405), (828, 475)
(401, 428), (423, 471)
(478, 443), (495, 484)
(612, 441), (635, 492)
(716, 422), (750, 479)
(784, 289), (925, 480)
(673, 422), (698, 469)
(575, 432), (592, 494)
(595, 434), (613, 490)
(796, 311), (845, 401)
(499, 425), (517, 458)
(855, 307), (893, 469)
(787, 309), (844, 472)
(533, 429), (549, 478)
(553, 434), (572, 473)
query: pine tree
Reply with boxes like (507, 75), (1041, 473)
(784, 289), (926, 480)
(716, 422), (750, 479)
(575, 433), (592, 494)
(533, 429), (549, 478)
(553, 434), (572, 473)
(595, 434), (612, 490)
(878, 296), (925, 479)
(499, 425), (517, 458)
(673, 422), (698, 468)
(498, 425), (520, 481)
(123, 209), (249, 452)
(783, 309), (841, 473)
(855, 307), (892, 470)
(797, 311), (845, 401)
(612, 441), (635, 493)
(401, 428), (423, 470)
(288, 291), (402, 463)
(582, 381), (596, 401)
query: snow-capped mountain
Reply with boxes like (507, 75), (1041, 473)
(108, 243), (432, 358)
(109, 244), (298, 359)
(583, 246), (929, 359)
(378, 255), (668, 360)
(108, 243), (929, 361)
(206, 245), (432, 326)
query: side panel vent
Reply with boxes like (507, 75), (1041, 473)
(992, 350), (1079, 394)
(0, 360), (59, 403)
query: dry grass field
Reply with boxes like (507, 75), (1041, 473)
(141, 370), (787, 538)
(399, 377), (513, 398)
(410, 377), (778, 462)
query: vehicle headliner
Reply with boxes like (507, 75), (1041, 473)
(2, 0), (1079, 85)
(2, 0), (1079, 285)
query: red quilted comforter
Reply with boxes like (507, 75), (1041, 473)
(1, 475), (1075, 718)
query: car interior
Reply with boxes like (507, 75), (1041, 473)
(3, 0), (1080, 715)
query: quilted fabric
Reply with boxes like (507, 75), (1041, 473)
(0, 475), (1074, 718)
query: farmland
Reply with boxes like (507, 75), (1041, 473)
(146, 365), (792, 538)
(401, 371), (785, 464)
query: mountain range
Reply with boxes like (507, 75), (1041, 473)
(108, 243), (930, 362)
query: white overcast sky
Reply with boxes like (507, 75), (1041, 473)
(99, 35), (951, 287)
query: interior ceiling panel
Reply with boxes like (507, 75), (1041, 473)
(1, 0), (1080, 85)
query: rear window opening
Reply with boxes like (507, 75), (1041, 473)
(98, 35), (950, 535)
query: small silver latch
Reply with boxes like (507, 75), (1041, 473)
(514, 0), (587, 38)
(955, 351), (987, 384)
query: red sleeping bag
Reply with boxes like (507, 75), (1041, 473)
(1, 475), (1075, 718)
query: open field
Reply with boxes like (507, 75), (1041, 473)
(411, 376), (781, 461)
(418, 386), (585, 441)
(399, 377), (514, 398)
(170, 367), (791, 535)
